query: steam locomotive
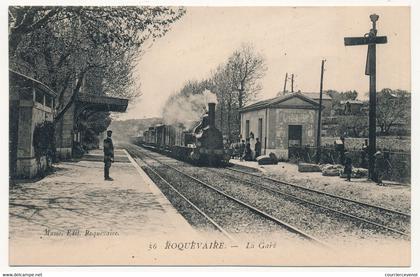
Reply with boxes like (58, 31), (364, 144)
(139, 103), (230, 166)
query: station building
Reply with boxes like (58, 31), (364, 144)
(9, 69), (128, 178)
(9, 70), (57, 178)
(239, 92), (324, 159)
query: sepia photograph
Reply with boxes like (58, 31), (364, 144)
(3, 1), (416, 271)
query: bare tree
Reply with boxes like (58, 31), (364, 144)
(210, 44), (267, 140)
(209, 65), (232, 136)
(227, 44), (267, 108)
(159, 44), (266, 141)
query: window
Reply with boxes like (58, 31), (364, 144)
(34, 89), (44, 104)
(45, 95), (53, 108)
(258, 118), (263, 140)
(245, 120), (250, 139)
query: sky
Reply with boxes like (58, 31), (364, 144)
(117, 6), (410, 120)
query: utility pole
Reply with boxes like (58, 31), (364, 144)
(344, 14), (387, 179)
(291, 74), (294, 93)
(283, 73), (288, 94)
(316, 59), (326, 163)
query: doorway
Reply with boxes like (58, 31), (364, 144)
(288, 125), (302, 147)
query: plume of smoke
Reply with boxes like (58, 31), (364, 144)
(162, 89), (218, 129)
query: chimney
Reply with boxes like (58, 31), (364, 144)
(208, 103), (215, 127)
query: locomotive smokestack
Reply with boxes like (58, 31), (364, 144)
(208, 102), (216, 127)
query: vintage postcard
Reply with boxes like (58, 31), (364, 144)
(7, 5), (411, 267)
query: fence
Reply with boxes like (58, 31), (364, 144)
(288, 146), (411, 184)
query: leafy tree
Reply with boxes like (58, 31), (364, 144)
(33, 121), (56, 167)
(9, 6), (185, 123)
(78, 111), (112, 149)
(326, 90), (358, 112)
(376, 89), (411, 135)
(336, 115), (368, 138)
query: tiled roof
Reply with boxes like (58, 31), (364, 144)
(240, 92), (322, 112)
(302, 92), (332, 100)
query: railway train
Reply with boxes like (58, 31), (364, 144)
(138, 103), (230, 165)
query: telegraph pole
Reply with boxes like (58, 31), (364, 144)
(291, 74), (294, 92)
(316, 59), (326, 163)
(283, 73), (288, 94)
(344, 14), (387, 179)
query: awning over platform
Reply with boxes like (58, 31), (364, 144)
(76, 93), (128, 112)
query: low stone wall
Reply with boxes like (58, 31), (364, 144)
(288, 145), (410, 183)
(322, 136), (411, 152)
(56, 147), (72, 160)
(16, 156), (48, 179)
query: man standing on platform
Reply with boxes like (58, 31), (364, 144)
(103, 130), (114, 181)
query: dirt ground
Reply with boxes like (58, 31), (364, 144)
(230, 159), (410, 214)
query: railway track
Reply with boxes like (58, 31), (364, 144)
(125, 144), (410, 246)
(137, 158), (234, 241)
(125, 144), (329, 248)
(222, 167), (410, 237)
(212, 168), (409, 237)
(228, 167), (410, 217)
(132, 145), (410, 237)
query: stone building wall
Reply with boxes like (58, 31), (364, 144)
(9, 70), (57, 179)
(240, 108), (268, 150)
(273, 109), (317, 148)
(15, 101), (54, 178)
(240, 93), (321, 160)
(264, 109), (317, 159)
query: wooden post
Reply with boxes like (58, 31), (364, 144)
(283, 73), (288, 94)
(368, 42), (377, 179)
(316, 59), (326, 163)
(291, 74), (294, 93)
(344, 14), (387, 180)
(264, 108), (268, 155)
(367, 14), (379, 180)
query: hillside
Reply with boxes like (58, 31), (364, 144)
(108, 117), (163, 143)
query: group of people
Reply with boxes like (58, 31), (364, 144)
(229, 133), (262, 162)
(338, 137), (386, 185)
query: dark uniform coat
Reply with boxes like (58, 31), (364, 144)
(255, 141), (261, 158)
(343, 156), (352, 174)
(243, 142), (252, 161)
(103, 137), (114, 163)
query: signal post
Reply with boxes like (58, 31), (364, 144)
(344, 14), (387, 180)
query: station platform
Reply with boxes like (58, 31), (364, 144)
(81, 149), (130, 162)
(9, 148), (198, 265)
(229, 158), (410, 214)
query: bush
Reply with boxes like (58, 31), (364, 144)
(33, 121), (56, 170)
